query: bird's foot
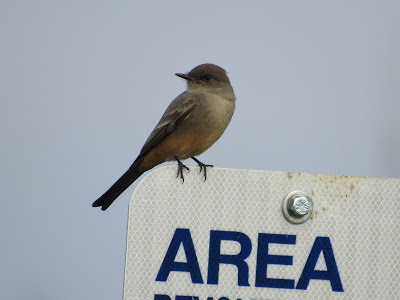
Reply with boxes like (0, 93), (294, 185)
(191, 157), (213, 181)
(174, 156), (190, 182)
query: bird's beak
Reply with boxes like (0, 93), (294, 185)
(175, 73), (193, 81)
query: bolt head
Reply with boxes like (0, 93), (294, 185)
(289, 195), (311, 216)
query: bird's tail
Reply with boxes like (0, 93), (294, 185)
(92, 164), (143, 211)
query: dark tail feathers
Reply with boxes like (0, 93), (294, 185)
(92, 166), (143, 211)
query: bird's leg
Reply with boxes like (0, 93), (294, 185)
(174, 156), (190, 182)
(191, 157), (213, 181)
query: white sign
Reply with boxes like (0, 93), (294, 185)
(123, 166), (400, 299)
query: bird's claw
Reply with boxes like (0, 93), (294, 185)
(191, 157), (213, 181)
(175, 156), (190, 182)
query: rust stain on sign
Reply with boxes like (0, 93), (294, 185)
(311, 174), (360, 219)
(312, 173), (357, 195)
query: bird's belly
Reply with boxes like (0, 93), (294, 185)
(138, 132), (217, 171)
(161, 131), (219, 160)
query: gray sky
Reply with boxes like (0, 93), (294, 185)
(1, 1), (400, 299)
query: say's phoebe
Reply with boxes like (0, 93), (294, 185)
(92, 63), (236, 210)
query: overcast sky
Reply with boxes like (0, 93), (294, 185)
(1, 1), (400, 299)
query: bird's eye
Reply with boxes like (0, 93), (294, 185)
(204, 75), (211, 81)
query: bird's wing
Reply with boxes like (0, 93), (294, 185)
(137, 92), (201, 158)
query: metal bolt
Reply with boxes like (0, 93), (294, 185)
(288, 195), (312, 217)
(282, 191), (313, 224)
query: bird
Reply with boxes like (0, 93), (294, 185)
(92, 63), (236, 210)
